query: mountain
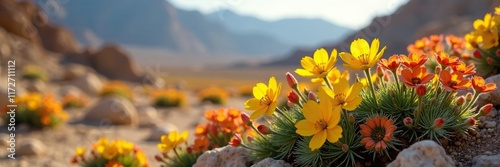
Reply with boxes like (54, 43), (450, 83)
(207, 10), (353, 47)
(266, 0), (500, 66)
(41, 0), (292, 57)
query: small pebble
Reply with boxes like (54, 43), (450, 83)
(488, 128), (495, 133)
(451, 151), (458, 156)
(485, 151), (493, 155)
(454, 141), (462, 146)
(464, 155), (472, 160)
(476, 139), (481, 144)
(485, 121), (497, 128)
(481, 129), (487, 134)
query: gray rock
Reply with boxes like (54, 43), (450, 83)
(476, 74), (500, 106)
(193, 146), (250, 167)
(472, 154), (500, 167)
(252, 158), (292, 167)
(17, 139), (46, 156)
(146, 123), (177, 141)
(387, 140), (454, 167)
(487, 108), (498, 118)
(83, 96), (138, 125)
(71, 73), (103, 96)
(485, 121), (497, 128)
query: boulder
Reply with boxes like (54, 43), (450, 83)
(88, 44), (144, 82)
(62, 64), (91, 81)
(476, 74), (500, 106)
(252, 158), (292, 167)
(137, 106), (160, 128)
(17, 138), (46, 156)
(25, 79), (46, 92)
(387, 140), (454, 167)
(193, 146), (250, 167)
(146, 123), (177, 141)
(472, 154), (500, 167)
(70, 73), (103, 96)
(37, 24), (81, 54)
(83, 96), (138, 125)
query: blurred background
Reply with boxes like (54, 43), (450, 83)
(0, 0), (499, 166)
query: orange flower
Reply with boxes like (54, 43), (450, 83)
(399, 67), (434, 87)
(360, 115), (396, 151)
(378, 54), (401, 71)
(436, 51), (460, 68)
(471, 76), (497, 93)
(105, 161), (124, 167)
(451, 61), (476, 76)
(192, 137), (210, 153)
(400, 53), (428, 69)
(439, 70), (471, 92)
(195, 124), (207, 137)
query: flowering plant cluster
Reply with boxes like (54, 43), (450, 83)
(240, 37), (496, 166)
(150, 88), (187, 108)
(155, 108), (255, 167)
(62, 92), (89, 109)
(70, 137), (149, 167)
(464, 6), (500, 76)
(100, 81), (134, 100)
(197, 87), (229, 105)
(3, 93), (68, 128)
(22, 65), (47, 81)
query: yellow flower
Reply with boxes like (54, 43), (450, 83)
(478, 28), (499, 49)
(295, 99), (343, 151)
(135, 151), (148, 166)
(75, 146), (86, 157)
(340, 38), (387, 70)
(244, 77), (281, 120)
(359, 74), (378, 87)
(326, 68), (349, 85)
(295, 48), (337, 83)
(157, 130), (188, 153)
(473, 13), (498, 32)
(320, 78), (363, 111)
(496, 6), (500, 15)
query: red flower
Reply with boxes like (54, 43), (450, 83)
(436, 51), (460, 67)
(439, 70), (470, 92)
(451, 61), (476, 76)
(379, 54), (401, 71)
(471, 76), (496, 93)
(399, 67), (434, 87)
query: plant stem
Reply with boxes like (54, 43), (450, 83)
(465, 90), (480, 110)
(293, 85), (307, 104)
(438, 91), (452, 109)
(415, 96), (423, 126)
(250, 123), (268, 140)
(324, 76), (334, 90)
(276, 108), (295, 125)
(364, 69), (378, 107)
(173, 148), (188, 167)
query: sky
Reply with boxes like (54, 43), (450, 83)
(168, 0), (409, 30)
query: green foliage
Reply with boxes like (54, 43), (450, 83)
(162, 149), (199, 167)
(83, 155), (142, 167)
(154, 97), (182, 108)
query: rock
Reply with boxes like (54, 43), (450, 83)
(477, 74), (500, 106)
(83, 96), (138, 125)
(25, 79), (46, 92)
(71, 73), (103, 96)
(488, 129), (495, 133)
(137, 106), (160, 128)
(487, 108), (498, 118)
(37, 24), (81, 54)
(59, 85), (84, 97)
(146, 123), (177, 141)
(387, 140), (454, 167)
(62, 64), (91, 81)
(251, 158), (292, 167)
(88, 45), (144, 82)
(472, 154), (500, 167)
(17, 139), (46, 156)
(485, 121), (497, 128)
(454, 141), (462, 146)
(193, 146), (250, 167)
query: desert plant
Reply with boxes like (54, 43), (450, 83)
(70, 137), (149, 167)
(463, 7), (500, 77)
(150, 88), (187, 108)
(197, 87), (229, 105)
(22, 65), (47, 81)
(62, 93), (89, 109)
(99, 81), (133, 100)
(239, 38), (496, 166)
(3, 93), (68, 128)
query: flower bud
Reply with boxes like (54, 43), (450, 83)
(208, 125), (218, 135)
(496, 49), (500, 57)
(155, 155), (163, 162)
(342, 144), (349, 152)
(348, 114), (355, 123)
(241, 113), (252, 126)
(456, 96), (465, 106)
(465, 92), (473, 101)
(287, 100), (294, 108)
(247, 136), (255, 143)
(435, 66), (442, 74)
(308, 92), (317, 101)
(303, 88), (310, 97)
(466, 118), (476, 126)
(487, 57), (494, 65)
(433, 117), (445, 129)
(377, 66), (384, 78)
(162, 152), (169, 158)
(186, 146), (193, 154)
(431, 98), (437, 104)
(257, 124), (271, 135)
(473, 49), (482, 59)
(70, 156), (78, 164)
(404, 117), (413, 127)
(416, 84), (426, 97)
(287, 90), (300, 104)
(229, 133), (242, 147)
(480, 103), (493, 116)
(390, 90), (395, 97)
(286, 72), (298, 88)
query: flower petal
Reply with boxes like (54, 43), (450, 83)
(295, 69), (315, 77)
(265, 101), (278, 116)
(244, 98), (261, 110)
(346, 82), (363, 102)
(253, 83), (267, 99)
(370, 38), (380, 61)
(350, 38), (369, 57)
(303, 100), (320, 122)
(250, 107), (267, 120)
(343, 96), (362, 111)
(334, 78), (349, 96)
(295, 120), (319, 136)
(301, 56), (316, 71)
(327, 49), (338, 71)
(313, 48), (329, 65)
(309, 130), (327, 150)
(326, 126), (342, 143)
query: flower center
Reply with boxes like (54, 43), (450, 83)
(334, 93), (347, 105)
(411, 77), (421, 85)
(315, 119), (328, 130)
(259, 96), (272, 106)
(447, 80), (458, 87)
(371, 127), (386, 142)
(359, 54), (370, 65)
(313, 63), (326, 75)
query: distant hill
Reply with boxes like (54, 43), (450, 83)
(266, 0), (500, 66)
(42, 0), (292, 57)
(207, 10), (353, 47)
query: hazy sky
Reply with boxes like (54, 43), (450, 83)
(168, 0), (409, 29)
